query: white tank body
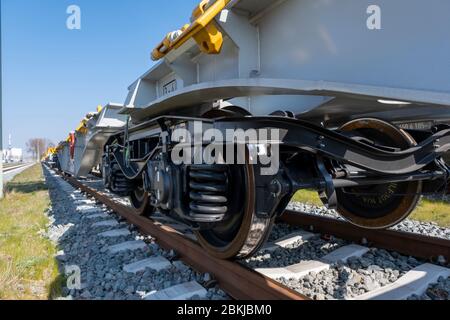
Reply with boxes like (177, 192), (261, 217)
(122, 0), (450, 126)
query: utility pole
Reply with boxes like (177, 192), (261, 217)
(7, 133), (11, 162)
(0, 2), (4, 199)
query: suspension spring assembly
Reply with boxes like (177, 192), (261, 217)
(189, 165), (229, 222)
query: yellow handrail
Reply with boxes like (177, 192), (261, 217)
(151, 0), (231, 61)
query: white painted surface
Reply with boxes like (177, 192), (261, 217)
(262, 231), (316, 252)
(76, 205), (102, 214)
(144, 281), (207, 300)
(70, 194), (85, 200)
(108, 241), (147, 254)
(92, 220), (119, 228)
(256, 245), (369, 280)
(352, 264), (450, 300)
(74, 199), (96, 205)
(322, 245), (370, 264)
(85, 213), (110, 220)
(99, 229), (131, 238)
(124, 257), (172, 273)
(257, 260), (330, 280)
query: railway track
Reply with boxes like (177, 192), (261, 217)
(46, 165), (308, 300)
(281, 211), (450, 264)
(2, 163), (31, 173)
(45, 165), (450, 300)
(250, 212), (450, 300)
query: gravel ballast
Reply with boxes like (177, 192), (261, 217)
(274, 202), (450, 300)
(277, 247), (421, 300)
(42, 167), (449, 300)
(42, 167), (228, 300)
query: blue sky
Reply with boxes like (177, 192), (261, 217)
(1, 0), (198, 153)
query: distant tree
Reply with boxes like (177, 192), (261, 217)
(26, 138), (53, 160)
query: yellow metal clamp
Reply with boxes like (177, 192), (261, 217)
(151, 0), (231, 61)
(74, 105), (102, 135)
(46, 147), (57, 157)
(75, 119), (89, 135)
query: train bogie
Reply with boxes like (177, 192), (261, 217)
(98, 112), (450, 259)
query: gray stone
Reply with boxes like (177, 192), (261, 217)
(203, 273), (212, 283)
(41, 167), (230, 302)
(80, 291), (92, 299)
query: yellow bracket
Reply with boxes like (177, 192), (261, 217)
(74, 105), (102, 135)
(46, 147), (57, 157)
(151, 0), (231, 61)
(75, 119), (88, 135)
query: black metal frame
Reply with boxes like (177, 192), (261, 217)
(102, 115), (450, 226)
(212, 117), (450, 175)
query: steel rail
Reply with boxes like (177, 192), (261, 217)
(59, 172), (309, 300)
(281, 210), (450, 264)
(3, 163), (32, 173)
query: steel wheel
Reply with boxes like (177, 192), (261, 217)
(195, 163), (274, 260)
(196, 107), (272, 259)
(102, 156), (111, 190)
(129, 184), (150, 216)
(336, 118), (422, 229)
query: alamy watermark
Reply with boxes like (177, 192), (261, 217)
(64, 4), (380, 33)
(65, 265), (81, 290)
(66, 5), (81, 30)
(164, 121), (281, 176)
(64, 4), (380, 31)
(367, 5), (381, 30)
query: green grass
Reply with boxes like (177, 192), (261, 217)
(410, 199), (450, 227)
(292, 189), (324, 207)
(292, 189), (450, 228)
(0, 165), (61, 300)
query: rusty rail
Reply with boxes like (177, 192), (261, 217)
(281, 210), (450, 264)
(60, 173), (309, 300)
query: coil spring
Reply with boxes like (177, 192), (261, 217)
(189, 165), (228, 219)
(110, 163), (132, 195)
